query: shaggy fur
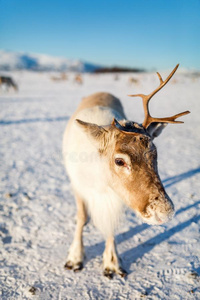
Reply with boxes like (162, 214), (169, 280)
(63, 92), (174, 276)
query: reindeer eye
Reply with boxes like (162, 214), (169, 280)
(115, 158), (125, 166)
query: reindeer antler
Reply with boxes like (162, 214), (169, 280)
(128, 64), (190, 128)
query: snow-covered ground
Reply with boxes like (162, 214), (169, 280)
(0, 70), (200, 299)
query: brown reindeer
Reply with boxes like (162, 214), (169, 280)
(62, 64), (190, 278)
(128, 76), (139, 85)
(50, 73), (68, 81)
(74, 74), (83, 84)
(0, 76), (18, 91)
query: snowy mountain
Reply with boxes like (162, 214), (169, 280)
(0, 50), (100, 72)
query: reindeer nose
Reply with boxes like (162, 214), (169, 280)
(154, 197), (174, 224)
(142, 195), (175, 225)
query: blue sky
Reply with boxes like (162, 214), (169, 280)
(0, 0), (200, 70)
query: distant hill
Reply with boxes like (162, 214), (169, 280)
(94, 66), (144, 73)
(0, 50), (100, 72)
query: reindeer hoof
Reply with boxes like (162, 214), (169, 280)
(103, 268), (114, 279)
(74, 262), (83, 272)
(64, 261), (73, 270)
(64, 261), (83, 272)
(118, 267), (128, 278)
(103, 267), (127, 279)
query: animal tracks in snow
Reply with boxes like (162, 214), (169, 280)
(1, 70), (200, 299)
(157, 268), (200, 285)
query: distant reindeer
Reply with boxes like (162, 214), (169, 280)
(172, 78), (178, 84)
(63, 65), (189, 278)
(74, 74), (83, 85)
(114, 74), (120, 81)
(51, 73), (68, 81)
(0, 76), (18, 91)
(128, 76), (139, 85)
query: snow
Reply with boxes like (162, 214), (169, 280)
(0, 70), (200, 299)
(0, 50), (99, 72)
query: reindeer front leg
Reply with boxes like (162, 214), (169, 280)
(64, 193), (87, 272)
(103, 236), (127, 279)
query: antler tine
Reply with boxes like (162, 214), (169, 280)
(148, 110), (190, 125)
(128, 64), (189, 128)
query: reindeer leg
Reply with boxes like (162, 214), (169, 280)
(103, 236), (127, 279)
(64, 192), (87, 272)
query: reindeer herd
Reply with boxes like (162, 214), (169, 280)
(0, 69), (186, 93)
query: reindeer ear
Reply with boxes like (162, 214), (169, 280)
(147, 122), (168, 138)
(76, 119), (107, 137)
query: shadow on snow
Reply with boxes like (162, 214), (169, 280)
(0, 116), (69, 125)
(84, 167), (200, 267)
(163, 167), (200, 188)
(121, 213), (200, 273)
(84, 199), (200, 274)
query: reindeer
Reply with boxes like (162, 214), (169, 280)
(128, 76), (139, 86)
(50, 73), (68, 81)
(0, 76), (18, 91)
(62, 65), (190, 278)
(74, 74), (83, 85)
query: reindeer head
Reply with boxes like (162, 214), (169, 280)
(76, 65), (190, 225)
